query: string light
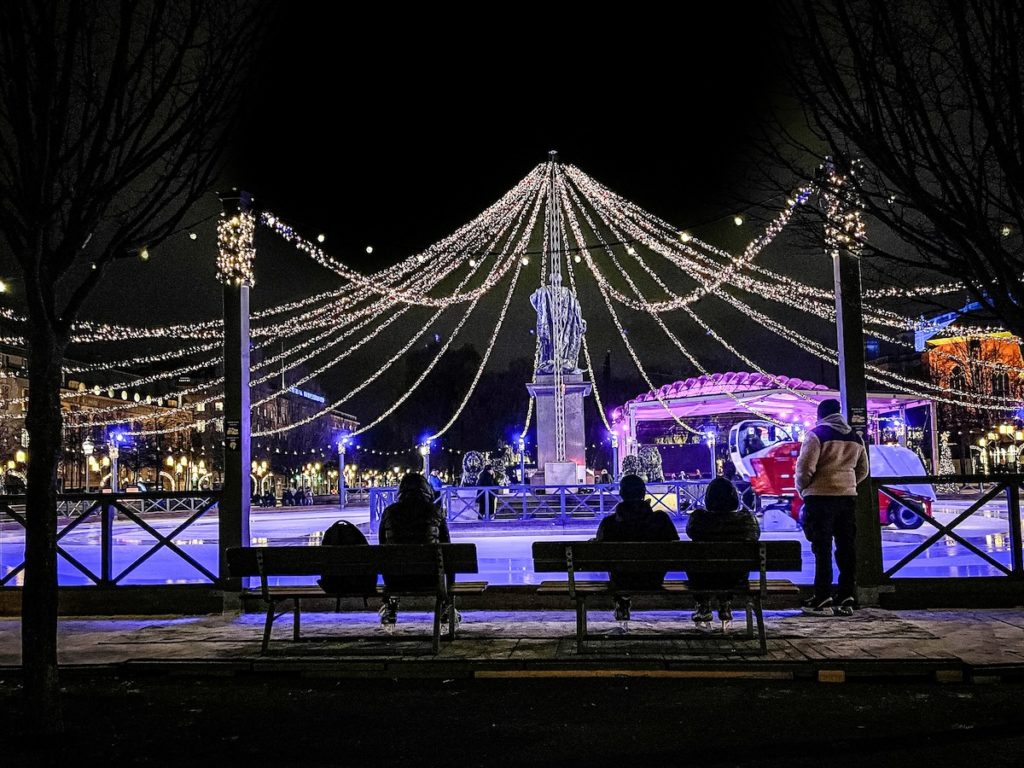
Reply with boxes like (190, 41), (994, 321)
(216, 211), (256, 286)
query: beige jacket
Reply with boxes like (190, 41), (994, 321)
(796, 414), (869, 497)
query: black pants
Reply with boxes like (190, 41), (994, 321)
(802, 495), (857, 601)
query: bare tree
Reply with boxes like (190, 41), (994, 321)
(771, 1), (1024, 333)
(0, 0), (265, 733)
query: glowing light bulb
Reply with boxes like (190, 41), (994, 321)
(733, 215), (744, 226)
(317, 234), (326, 243)
(679, 232), (692, 243)
(365, 246), (374, 254)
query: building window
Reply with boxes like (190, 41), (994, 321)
(950, 365), (967, 392)
(992, 371), (1010, 398)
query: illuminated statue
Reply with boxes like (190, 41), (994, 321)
(639, 445), (664, 482)
(530, 285), (587, 374)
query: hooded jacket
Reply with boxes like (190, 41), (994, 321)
(379, 478), (451, 546)
(795, 413), (870, 497)
(595, 498), (680, 544)
(595, 498), (679, 590)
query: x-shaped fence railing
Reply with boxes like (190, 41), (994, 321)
(872, 475), (1024, 580)
(368, 480), (707, 530)
(0, 491), (222, 587)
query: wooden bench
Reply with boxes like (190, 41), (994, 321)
(532, 540), (802, 653)
(226, 544), (484, 653)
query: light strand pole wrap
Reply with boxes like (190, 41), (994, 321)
(217, 191), (255, 591)
(821, 159), (883, 601)
(548, 152), (567, 462)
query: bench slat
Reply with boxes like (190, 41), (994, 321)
(227, 544), (479, 578)
(532, 540), (802, 573)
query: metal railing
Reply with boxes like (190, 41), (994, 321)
(0, 491), (223, 588)
(871, 474), (1024, 581)
(369, 480), (711, 530)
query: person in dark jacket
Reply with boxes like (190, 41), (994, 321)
(595, 474), (680, 623)
(476, 464), (496, 520)
(686, 477), (760, 630)
(378, 472), (453, 628)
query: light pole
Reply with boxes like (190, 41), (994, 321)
(609, 432), (619, 481)
(705, 430), (717, 478)
(337, 438), (348, 508)
(109, 445), (119, 493)
(82, 438), (94, 493)
(419, 443), (430, 477)
(518, 436), (526, 486)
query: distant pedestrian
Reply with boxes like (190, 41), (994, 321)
(796, 399), (869, 617)
(600, 468), (611, 485)
(686, 477), (760, 630)
(428, 469), (444, 493)
(595, 474), (679, 624)
(476, 464), (496, 520)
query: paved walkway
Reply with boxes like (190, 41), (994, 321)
(2, 608), (1023, 682)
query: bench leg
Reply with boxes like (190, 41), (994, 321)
(575, 597), (588, 654)
(753, 595), (767, 655)
(431, 595), (443, 654)
(745, 598), (754, 639)
(261, 601), (276, 654)
(447, 599), (457, 641)
(293, 599), (301, 643)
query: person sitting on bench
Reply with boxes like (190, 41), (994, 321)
(686, 477), (761, 630)
(595, 474), (679, 624)
(378, 472), (453, 629)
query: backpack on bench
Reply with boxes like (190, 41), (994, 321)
(317, 520), (377, 595)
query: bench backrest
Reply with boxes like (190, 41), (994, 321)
(226, 544), (479, 579)
(532, 540), (802, 575)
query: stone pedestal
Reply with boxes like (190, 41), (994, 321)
(526, 374), (592, 484)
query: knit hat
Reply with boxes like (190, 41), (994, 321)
(816, 398), (842, 420)
(398, 472), (434, 504)
(619, 474), (646, 500)
(704, 477), (740, 513)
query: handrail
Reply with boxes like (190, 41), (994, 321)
(0, 490), (224, 588)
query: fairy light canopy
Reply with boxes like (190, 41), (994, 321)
(7, 154), (1021, 455)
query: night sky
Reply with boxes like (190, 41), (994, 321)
(75, 6), (861, 443)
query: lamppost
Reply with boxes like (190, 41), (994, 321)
(705, 430), (717, 478)
(518, 436), (526, 486)
(337, 438), (348, 508)
(609, 432), (619, 481)
(82, 438), (94, 493)
(109, 445), (119, 493)
(419, 443), (430, 477)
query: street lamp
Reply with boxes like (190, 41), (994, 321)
(82, 438), (94, 493)
(517, 436), (526, 486)
(337, 438), (348, 508)
(609, 432), (619, 481)
(418, 443), (430, 477)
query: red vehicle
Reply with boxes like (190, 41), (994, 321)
(730, 421), (933, 529)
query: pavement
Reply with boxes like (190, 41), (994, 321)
(3, 606), (1023, 683)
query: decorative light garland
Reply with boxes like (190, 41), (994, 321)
(216, 210), (257, 286)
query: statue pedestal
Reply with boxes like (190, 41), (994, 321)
(526, 374), (592, 484)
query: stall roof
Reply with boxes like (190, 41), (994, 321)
(612, 371), (930, 423)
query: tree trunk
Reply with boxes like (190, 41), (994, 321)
(23, 322), (67, 736)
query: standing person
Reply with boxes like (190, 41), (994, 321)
(595, 474), (679, 624)
(428, 469), (444, 494)
(476, 464), (496, 520)
(796, 399), (869, 616)
(377, 472), (454, 629)
(686, 477), (760, 630)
